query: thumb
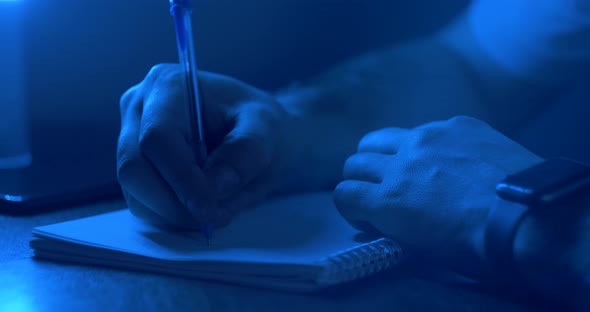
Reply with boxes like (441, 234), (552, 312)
(203, 102), (276, 200)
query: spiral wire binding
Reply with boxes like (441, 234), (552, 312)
(317, 238), (403, 285)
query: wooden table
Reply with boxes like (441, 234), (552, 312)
(0, 199), (535, 312)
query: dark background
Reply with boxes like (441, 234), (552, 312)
(2, 0), (472, 212)
(1, 0), (588, 212)
(23, 0), (468, 135)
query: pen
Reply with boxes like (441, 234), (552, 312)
(169, 0), (213, 246)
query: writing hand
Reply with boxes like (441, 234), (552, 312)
(117, 64), (292, 229)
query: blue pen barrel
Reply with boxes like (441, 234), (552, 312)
(169, 0), (207, 167)
(169, 0), (213, 241)
(170, 1), (192, 51)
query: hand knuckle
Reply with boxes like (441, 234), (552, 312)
(145, 63), (182, 87)
(449, 115), (470, 123)
(343, 154), (354, 169)
(333, 181), (351, 207)
(145, 64), (168, 81)
(358, 127), (395, 150)
(358, 136), (377, 152)
(116, 155), (140, 186)
(138, 122), (166, 154)
(359, 129), (380, 145)
(333, 182), (344, 199)
(449, 115), (486, 127)
(119, 85), (139, 113)
(344, 154), (363, 170)
(357, 134), (373, 151)
(414, 127), (441, 146)
(333, 183), (365, 224)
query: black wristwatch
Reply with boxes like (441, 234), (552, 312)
(484, 157), (590, 271)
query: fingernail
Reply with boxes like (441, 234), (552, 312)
(205, 165), (240, 199)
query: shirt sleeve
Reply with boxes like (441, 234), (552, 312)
(467, 0), (590, 85)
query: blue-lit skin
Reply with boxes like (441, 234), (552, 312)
(335, 117), (544, 277)
(467, 0), (590, 85)
(118, 68), (290, 228)
(117, 0), (590, 304)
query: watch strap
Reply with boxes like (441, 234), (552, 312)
(484, 197), (530, 271)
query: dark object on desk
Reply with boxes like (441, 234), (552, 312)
(0, 123), (122, 215)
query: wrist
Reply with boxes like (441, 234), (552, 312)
(266, 112), (317, 196)
(483, 158), (590, 299)
(275, 83), (324, 117)
(270, 83), (374, 195)
(269, 86), (349, 195)
(513, 193), (590, 282)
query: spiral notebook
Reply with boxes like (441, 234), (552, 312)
(30, 192), (403, 291)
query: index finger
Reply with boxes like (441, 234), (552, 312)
(357, 127), (410, 154)
(138, 84), (227, 225)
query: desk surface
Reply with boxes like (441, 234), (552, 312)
(0, 199), (534, 312)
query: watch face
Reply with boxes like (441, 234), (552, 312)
(496, 158), (590, 205)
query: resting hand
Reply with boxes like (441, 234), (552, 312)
(334, 116), (543, 266)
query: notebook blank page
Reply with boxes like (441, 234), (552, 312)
(33, 192), (379, 266)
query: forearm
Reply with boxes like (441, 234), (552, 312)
(441, 1), (590, 135)
(271, 37), (496, 194)
(268, 0), (584, 194)
(463, 0), (590, 87)
(438, 20), (557, 135)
